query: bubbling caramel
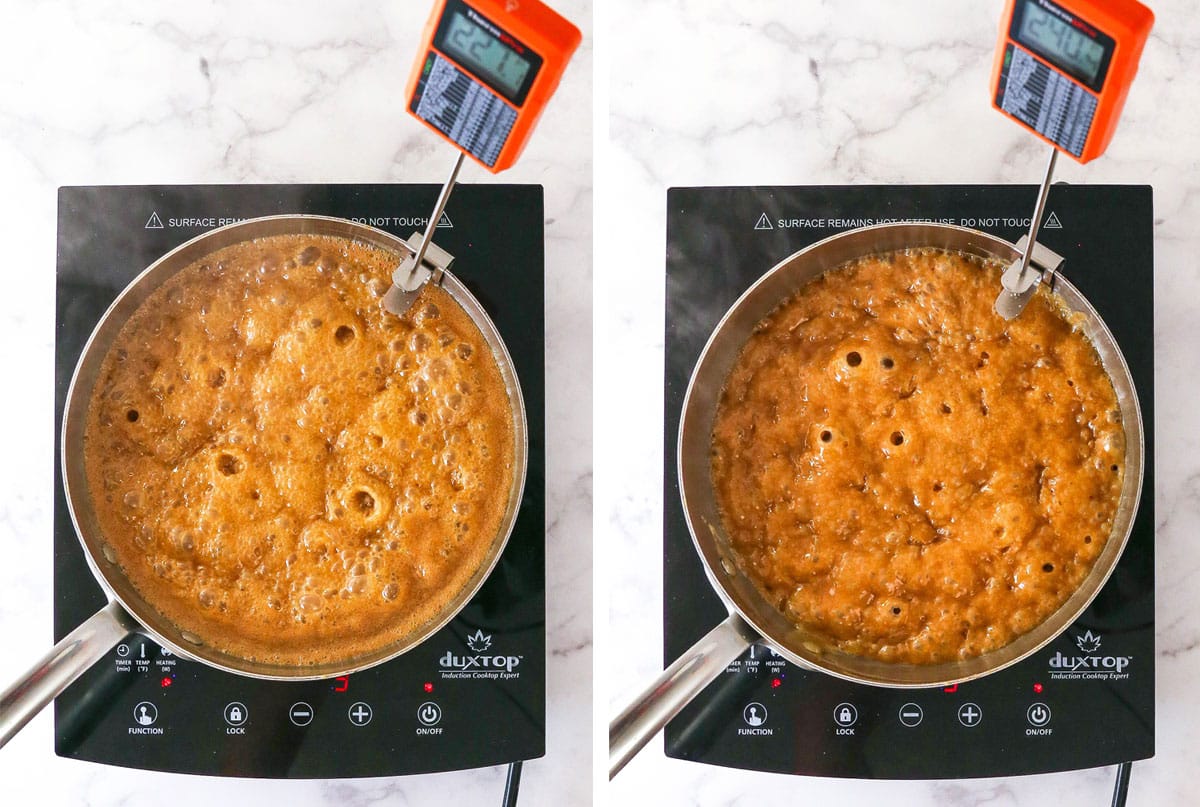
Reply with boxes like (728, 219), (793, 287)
(84, 235), (516, 666)
(711, 248), (1124, 664)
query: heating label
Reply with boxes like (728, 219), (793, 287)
(410, 52), (517, 168)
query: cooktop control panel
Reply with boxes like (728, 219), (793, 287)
(58, 629), (531, 778)
(669, 626), (1149, 778)
(663, 185), (1154, 778)
(54, 184), (546, 778)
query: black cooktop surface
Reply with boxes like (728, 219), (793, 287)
(54, 184), (545, 778)
(663, 185), (1154, 778)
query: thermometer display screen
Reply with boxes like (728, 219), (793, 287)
(1016, 1), (1106, 85)
(440, 11), (534, 100)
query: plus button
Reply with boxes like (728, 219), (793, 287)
(348, 702), (373, 726)
(957, 702), (983, 727)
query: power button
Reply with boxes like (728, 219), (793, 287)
(1027, 702), (1052, 727)
(417, 701), (442, 727)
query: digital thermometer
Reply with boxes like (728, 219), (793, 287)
(991, 0), (1153, 163)
(988, 0), (1154, 319)
(384, 0), (580, 316)
(406, 0), (581, 173)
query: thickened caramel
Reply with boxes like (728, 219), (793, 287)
(711, 248), (1124, 664)
(84, 235), (515, 666)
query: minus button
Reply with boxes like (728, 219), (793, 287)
(898, 703), (924, 727)
(289, 702), (315, 727)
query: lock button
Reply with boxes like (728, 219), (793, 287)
(224, 702), (248, 727)
(833, 702), (858, 727)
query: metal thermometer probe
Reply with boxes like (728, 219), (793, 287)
(988, 0), (1155, 320)
(386, 0), (580, 316)
(994, 145), (1059, 320)
(382, 151), (465, 316)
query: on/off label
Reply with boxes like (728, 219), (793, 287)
(998, 44), (1097, 157)
(411, 52), (517, 167)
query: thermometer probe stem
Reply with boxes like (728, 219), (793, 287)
(381, 150), (465, 316)
(412, 150), (466, 284)
(994, 144), (1062, 320)
(1016, 144), (1058, 285)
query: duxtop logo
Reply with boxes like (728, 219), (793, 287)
(1048, 630), (1132, 681)
(1075, 629), (1102, 653)
(466, 629), (492, 652)
(439, 629), (521, 680)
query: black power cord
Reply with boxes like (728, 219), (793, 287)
(501, 760), (523, 807)
(1111, 761), (1132, 807)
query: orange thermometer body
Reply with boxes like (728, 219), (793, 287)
(406, 0), (581, 173)
(990, 0), (1153, 163)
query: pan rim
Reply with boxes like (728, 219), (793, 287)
(61, 213), (529, 680)
(676, 221), (1144, 688)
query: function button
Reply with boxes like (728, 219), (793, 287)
(833, 703), (858, 727)
(417, 702), (442, 727)
(289, 702), (314, 727)
(348, 701), (373, 726)
(224, 702), (248, 726)
(898, 703), (924, 727)
(1027, 702), (1052, 727)
(742, 702), (768, 727)
(957, 702), (983, 728)
(132, 701), (158, 726)
(116, 644), (130, 657)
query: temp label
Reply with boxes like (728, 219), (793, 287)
(411, 51), (516, 167)
(998, 44), (1097, 157)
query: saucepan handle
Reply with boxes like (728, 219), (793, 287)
(0, 600), (138, 749)
(609, 612), (759, 778)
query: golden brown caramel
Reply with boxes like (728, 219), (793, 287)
(711, 248), (1123, 664)
(84, 235), (515, 666)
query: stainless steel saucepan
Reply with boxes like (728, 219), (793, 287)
(0, 215), (528, 747)
(609, 223), (1144, 777)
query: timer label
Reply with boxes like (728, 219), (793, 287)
(411, 51), (517, 168)
(998, 44), (1097, 157)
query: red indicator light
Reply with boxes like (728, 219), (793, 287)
(333, 676), (349, 693)
(423, 682), (434, 693)
(160, 677), (173, 688)
(770, 677), (782, 689)
(943, 684), (959, 693)
(1033, 682), (1044, 694)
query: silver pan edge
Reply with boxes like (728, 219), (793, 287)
(677, 222), (1144, 688)
(61, 214), (529, 681)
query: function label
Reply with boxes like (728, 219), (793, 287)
(410, 52), (517, 168)
(998, 44), (1097, 157)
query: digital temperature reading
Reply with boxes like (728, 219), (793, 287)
(440, 12), (533, 98)
(1017, 2), (1106, 84)
(990, 0), (1153, 163)
(406, 0), (580, 172)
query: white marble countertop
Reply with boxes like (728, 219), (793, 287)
(600, 0), (1200, 804)
(0, 1), (591, 805)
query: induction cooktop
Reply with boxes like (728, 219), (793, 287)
(53, 184), (545, 779)
(662, 185), (1154, 778)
